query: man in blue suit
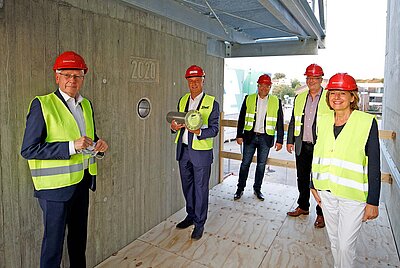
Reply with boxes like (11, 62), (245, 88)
(170, 65), (219, 240)
(21, 51), (108, 268)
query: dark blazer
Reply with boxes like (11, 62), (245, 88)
(236, 94), (284, 147)
(175, 93), (220, 167)
(287, 88), (323, 156)
(21, 89), (97, 201)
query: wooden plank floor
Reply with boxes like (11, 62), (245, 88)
(96, 174), (400, 268)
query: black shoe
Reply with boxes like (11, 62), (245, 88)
(191, 226), (204, 240)
(176, 217), (194, 229)
(234, 189), (243, 200)
(254, 190), (265, 201)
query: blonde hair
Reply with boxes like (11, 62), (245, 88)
(326, 90), (359, 111)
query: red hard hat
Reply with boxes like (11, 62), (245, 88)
(257, 74), (272, 85)
(326, 73), (358, 91)
(304, 64), (324, 77)
(185, 65), (205, 78)
(53, 51), (88, 74)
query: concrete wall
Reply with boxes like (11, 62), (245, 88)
(0, 0), (224, 267)
(382, 0), (400, 254)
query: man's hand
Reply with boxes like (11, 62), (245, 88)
(236, 138), (243, 145)
(286, 143), (294, 154)
(187, 128), (201, 135)
(275, 142), (282, 151)
(362, 204), (379, 222)
(94, 139), (109, 153)
(170, 120), (185, 131)
(74, 136), (93, 151)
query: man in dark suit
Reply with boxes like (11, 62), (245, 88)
(233, 74), (284, 201)
(170, 65), (219, 240)
(286, 64), (330, 228)
(21, 51), (108, 268)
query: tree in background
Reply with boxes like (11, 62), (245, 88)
(273, 73), (286, 80)
(272, 77), (300, 100)
(291, 78), (301, 90)
(272, 84), (295, 99)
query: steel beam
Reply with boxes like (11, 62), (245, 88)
(258, 0), (309, 38)
(119, 0), (254, 43)
(280, 0), (326, 47)
(229, 38), (318, 57)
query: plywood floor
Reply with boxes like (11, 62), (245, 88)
(96, 175), (400, 268)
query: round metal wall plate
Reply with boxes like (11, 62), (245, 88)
(137, 98), (151, 119)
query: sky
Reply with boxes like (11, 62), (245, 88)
(225, 0), (387, 81)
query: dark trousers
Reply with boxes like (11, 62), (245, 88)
(178, 146), (211, 228)
(238, 134), (271, 191)
(295, 142), (323, 216)
(38, 173), (90, 268)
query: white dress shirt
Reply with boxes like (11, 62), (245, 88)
(182, 92), (204, 145)
(253, 95), (269, 133)
(59, 89), (86, 158)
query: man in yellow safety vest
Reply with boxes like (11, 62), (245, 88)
(170, 65), (220, 240)
(21, 51), (108, 268)
(286, 64), (331, 228)
(234, 74), (284, 201)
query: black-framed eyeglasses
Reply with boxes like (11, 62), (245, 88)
(59, 73), (85, 80)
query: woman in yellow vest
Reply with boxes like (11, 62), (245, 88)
(311, 73), (381, 268)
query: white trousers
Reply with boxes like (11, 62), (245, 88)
(320, 191), (365, 268)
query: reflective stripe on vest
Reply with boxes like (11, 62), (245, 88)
(30, 158), (96, 177)
(312, 110), (375, 202)
(243, 93), (279, 135)
(174, 93), (215, 150)
(293, 89), (331, 136)
(28, 93), (97, 190)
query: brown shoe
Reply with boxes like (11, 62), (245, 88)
(287, 207), (309, 217)
(314, 215), (325, 228)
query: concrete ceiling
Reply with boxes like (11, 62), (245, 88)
(119, 0), (326, 57)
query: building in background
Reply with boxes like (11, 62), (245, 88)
(223, 67), (272, 141)
(224, 66), (270, 116)
(358, 82), (384, 116)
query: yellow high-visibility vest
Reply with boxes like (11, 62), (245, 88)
(175, 93), (215, 150)
(243, 93), (279, 135)
(28, 93), (97, 190)
(293, 89), (331, 136)
(312, 110), (375, 202)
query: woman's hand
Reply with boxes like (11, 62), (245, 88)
(311, 188), (321, 206)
